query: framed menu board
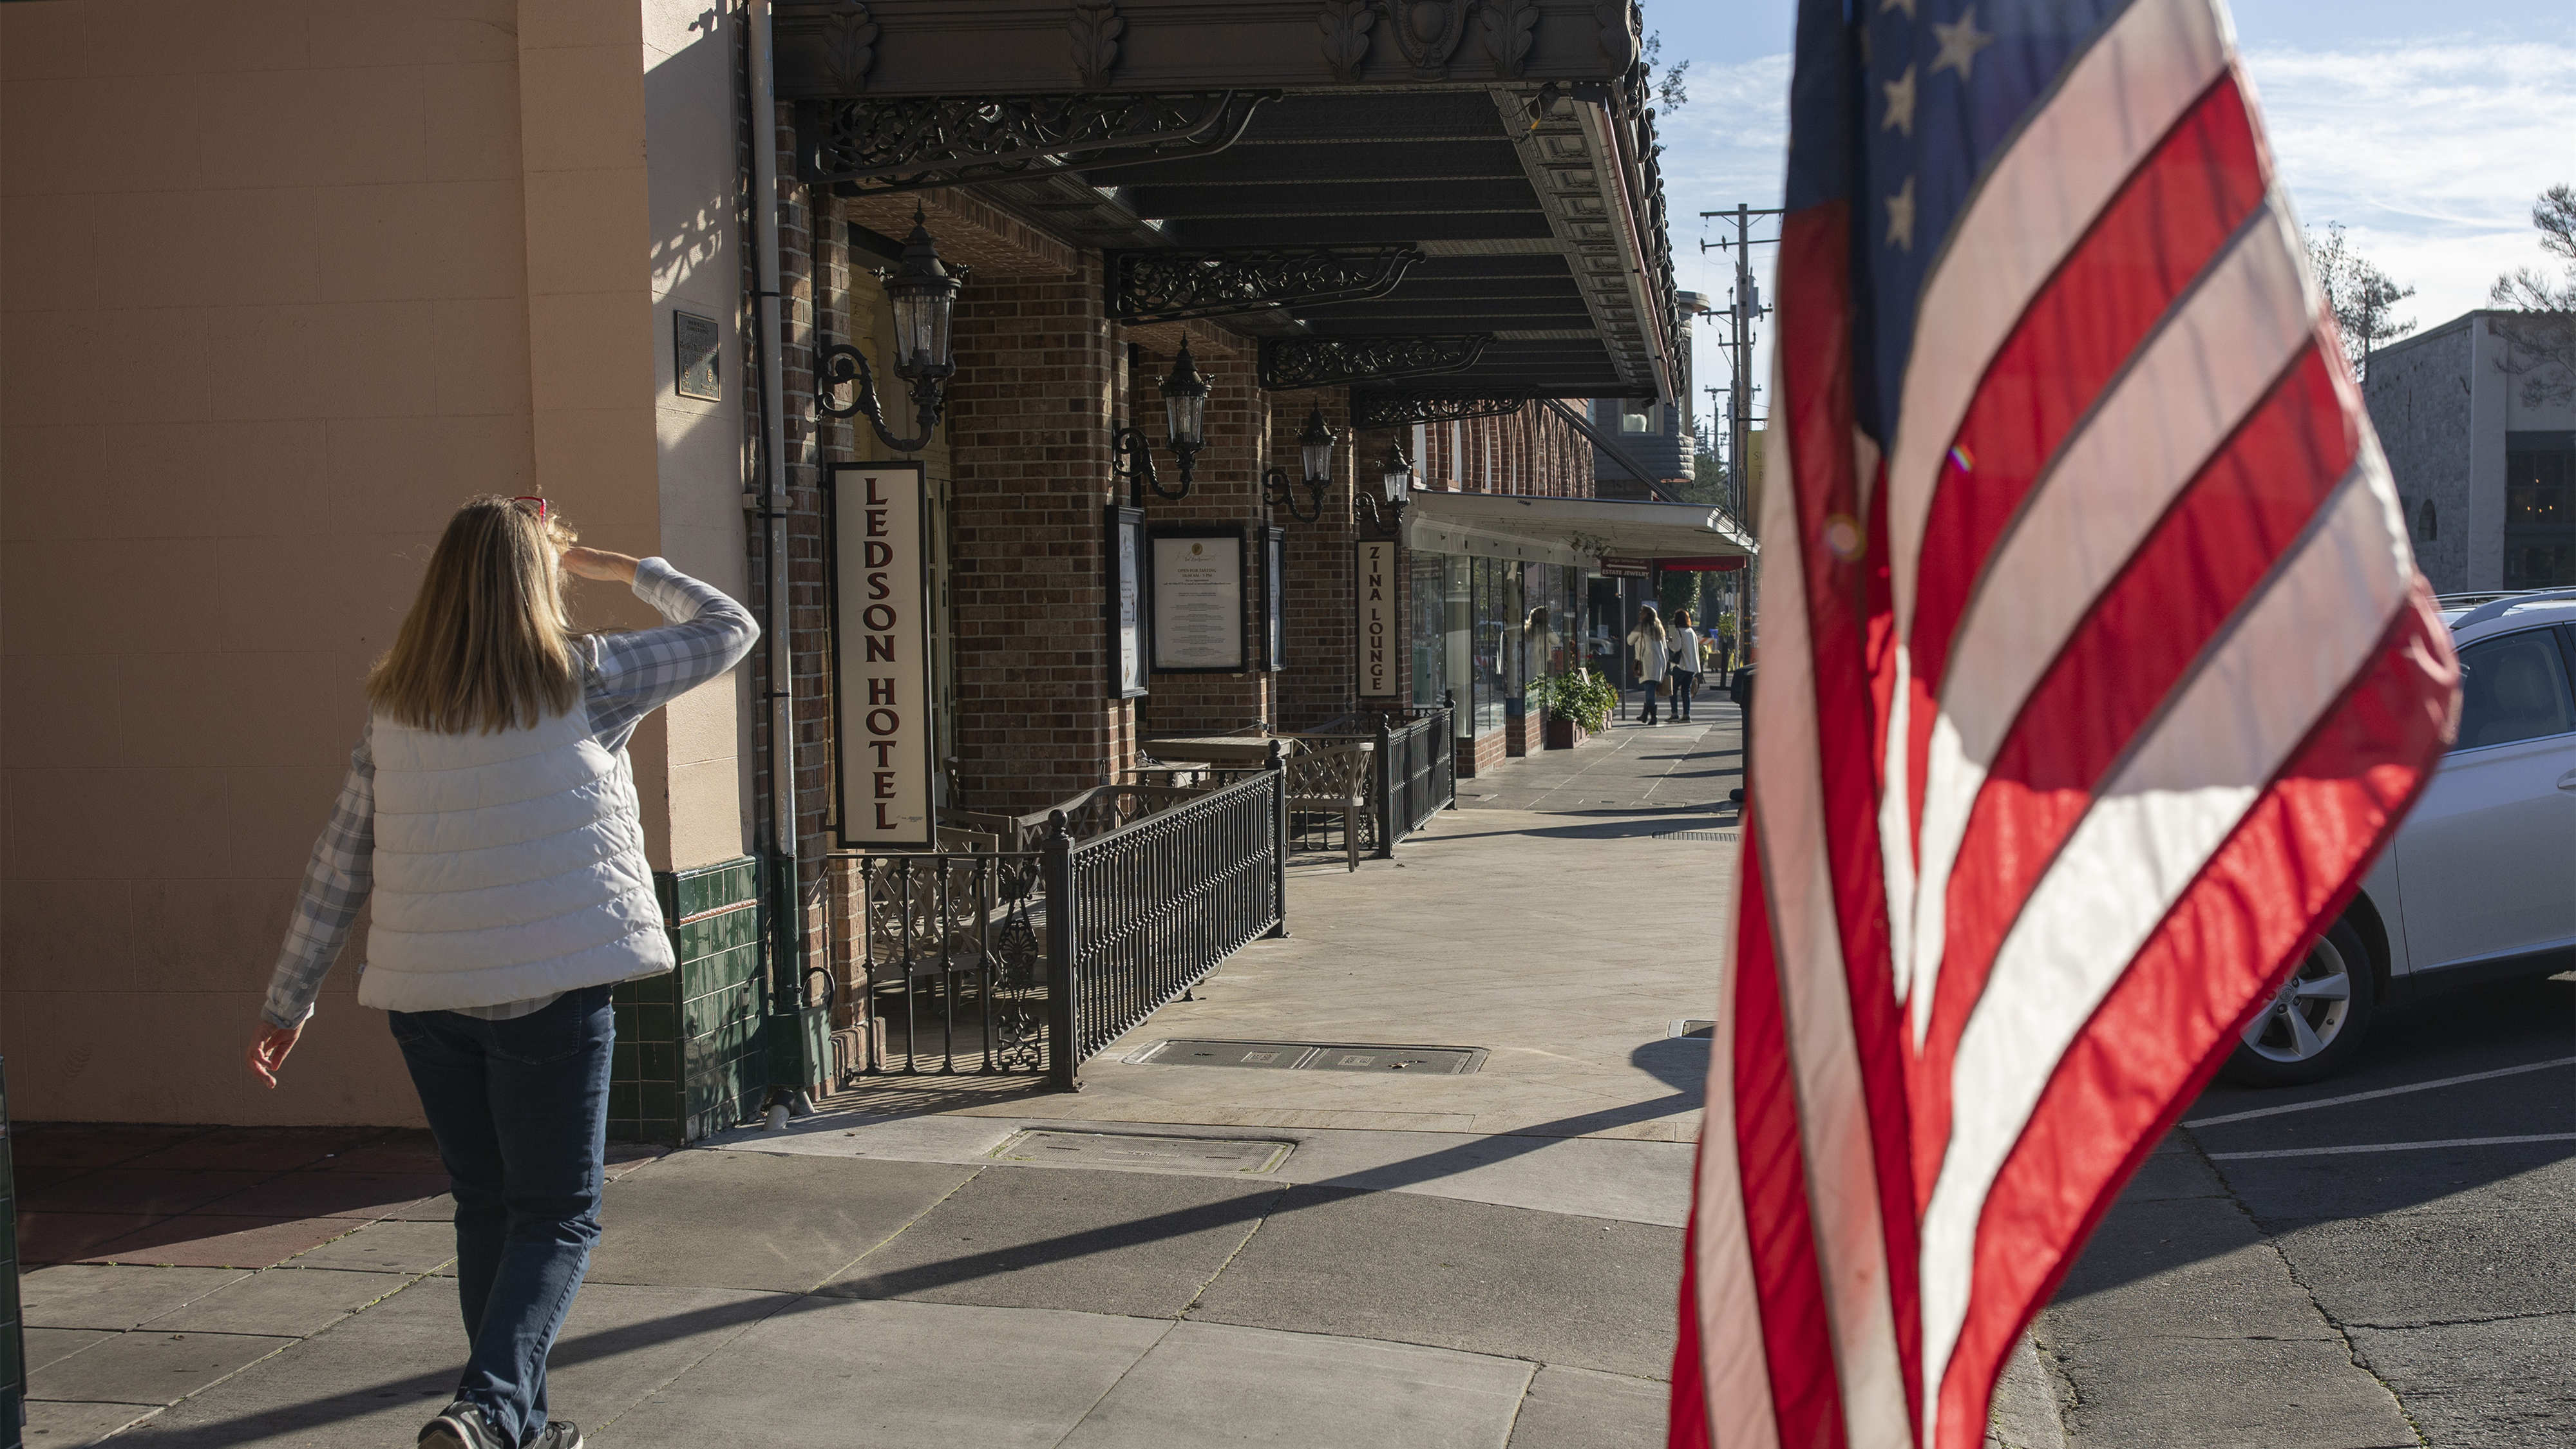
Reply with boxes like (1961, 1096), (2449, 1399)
(1106, 505), (1150, 699)
(1150, 527), (1247, 673)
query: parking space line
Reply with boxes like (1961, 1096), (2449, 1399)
(2208, 1132), (2576, 1160)
(2183, 1055), (2576, 1128)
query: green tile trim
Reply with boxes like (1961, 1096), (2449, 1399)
(615, 858), (763, 1147)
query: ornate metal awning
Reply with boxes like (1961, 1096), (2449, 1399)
(775, 0), (1683, 403)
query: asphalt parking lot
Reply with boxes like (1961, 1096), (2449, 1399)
(2041, 969), (2576, 1448)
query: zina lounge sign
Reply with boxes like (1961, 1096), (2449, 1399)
(829, 462), (933, 848)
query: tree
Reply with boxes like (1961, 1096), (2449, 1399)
(2488, 183), (2576, 406)
(1642, 30), (1689, 111)
(2305, 223), (2416, 379)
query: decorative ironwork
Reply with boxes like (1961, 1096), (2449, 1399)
(1109, 245), (1423, 324)
(1477, 0), (1542, 77)
(1318, 0), (1376, 82)
(1259, 334), (1490, 390)
(1069, 0), (1124, 88)
(798, 90), (1279, 193)
(1348, 391), (1529, 429)
(844, 853), (1048, 1076)
(1378, 0), (1471, 79)
(1049, 768), (1287, 1086)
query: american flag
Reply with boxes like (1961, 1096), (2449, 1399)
(1670, 0), (2461, 1445)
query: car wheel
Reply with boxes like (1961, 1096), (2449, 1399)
(2221, 918), (2378, 1087)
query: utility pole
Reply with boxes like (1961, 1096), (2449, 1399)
(1700, 204), (1786, 669)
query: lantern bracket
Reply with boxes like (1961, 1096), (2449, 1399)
(817, 339), (945, 453)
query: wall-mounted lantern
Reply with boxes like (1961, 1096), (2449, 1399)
(818, 208), (963, 453)
(1359, 435), (1414, 532)
(1112, 342), (1213, 508)
(1262, 404), (1340, 523)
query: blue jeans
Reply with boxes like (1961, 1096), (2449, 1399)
(390, 985), (614, 1446)
(1671, 669), (1700, 719)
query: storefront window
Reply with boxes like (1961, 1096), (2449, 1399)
(2503, 437), (2571, 588)
(1467, 556), (1520, 735)
(1410, 554), (1446, 709)
(1445, 554), (1474, 723)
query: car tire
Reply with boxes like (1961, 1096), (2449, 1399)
(2221, 918), (2378, 1088)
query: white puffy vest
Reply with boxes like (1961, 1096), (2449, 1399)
(357, 705), (674, 1012)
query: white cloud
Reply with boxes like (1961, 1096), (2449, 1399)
(1651, 41), (2573, 424)
(2241, 41), (2575, 328)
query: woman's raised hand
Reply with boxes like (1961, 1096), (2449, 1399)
(560, 547), (640, 583)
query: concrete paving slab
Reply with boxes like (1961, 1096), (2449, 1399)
(26, 1328), (293, 1406)
(1189, 1186), (1680, 1379)
(2045, 1333), (2416, 1449)
(142, 1267), (417, 1337)
(191, 1171), (451, 1220)
(583, 1148), (975, 1293)
(709, 1117), (1694, 1225)
(280, 1218), (458, 1275)
(7, 1126), (204, 1170)
(19, 1170), (276, 1217)
(600, 1298), (1170, 1448)
(2052, 1196), (2340, 1341)
(21, 1329), (113, 1375)
(82, 1215), (360, 1270)
(119, 1127), (388, 1174)
(1986, 1336), (2069, 1449)
(17, 1213), (172, 1266)
(819, 1164), (1282, 1317)
(20, 1266), (249, 1331)
(2347, 1312), (2576, 1449)
(21, 1398), (162, 1446)
(2267, 1209), (2576, 1328)
(109, 1277), (465, 1448)
(1059, 1320), (1531, 1449)
(1503, 1365), (1668, 1449)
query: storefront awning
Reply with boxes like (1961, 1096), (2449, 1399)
(1402, 490), (1757, 570)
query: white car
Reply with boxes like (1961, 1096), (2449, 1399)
(2227, 587), (2576, 1086)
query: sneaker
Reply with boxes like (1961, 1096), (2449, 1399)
(420, 1403), (505, 1449)
(527, 1423), (586, 1449)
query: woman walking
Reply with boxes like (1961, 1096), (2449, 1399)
(244, 497), (757, 1449)
(1625, 603), (1670, 725)
(1667, 607), (1706, 724)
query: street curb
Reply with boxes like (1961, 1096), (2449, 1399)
(1987, 1334), (2069, 1449)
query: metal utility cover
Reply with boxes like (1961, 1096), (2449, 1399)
(990, 1130), (1292, 1175)
(1135, 1039), (1487, 1075)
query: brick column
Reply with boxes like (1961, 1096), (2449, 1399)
(1128, 326), (1274, 738)
(1278, 390), (1358, 729)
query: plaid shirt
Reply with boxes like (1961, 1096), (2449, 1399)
(260, 558), (759, 1030)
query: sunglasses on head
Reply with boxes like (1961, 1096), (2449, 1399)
(511, 495), (549, 521)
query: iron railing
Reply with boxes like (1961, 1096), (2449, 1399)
(833, 851), (1050, 1076)
(1048, 766), (1285, 1087)
(1378, 700), (1457, 853)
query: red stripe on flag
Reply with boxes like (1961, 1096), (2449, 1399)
(1668, 1155), (1712, 1449)
(1897, 78), (2268, 831)
(1909, 349), (2358, 1181)
(1774, 201), (1924, 1432)
(1929, 592), (2458, 1449)
(1731, 843), (1851, 1449)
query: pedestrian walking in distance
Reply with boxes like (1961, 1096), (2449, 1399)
(243, 496), (757, 1449)
(1627, 603), (1671, 725)
(1667, 607), (1707, 724)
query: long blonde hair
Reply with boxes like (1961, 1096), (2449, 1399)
(366, 496), (582, 734)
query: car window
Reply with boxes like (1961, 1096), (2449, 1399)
(2452, 628), (2576, 751)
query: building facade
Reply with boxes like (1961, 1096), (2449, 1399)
(2366, 310), (2576, 595)
(1, 0), (1719, 1133)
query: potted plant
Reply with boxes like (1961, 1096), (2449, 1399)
(1536, 668), (1615, 748)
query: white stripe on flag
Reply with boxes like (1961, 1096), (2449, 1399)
(1884, 0), (2231, 636)
(1905, 202), (2316, 1043)
(1692, 908), (1781, 1449)
(1743, 373), (1911, 1448)
(1915, 446), (2415, 1446)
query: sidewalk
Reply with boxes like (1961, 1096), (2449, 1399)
(15, 713), (1749, 1448)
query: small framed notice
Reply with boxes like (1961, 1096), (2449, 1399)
(1260, 526), (1287, 672)
(1150, 527), (1247, 674)
(673, 310), (721, 401)
(825, 461), (934, 848)
(1106, 505), (1150, 699)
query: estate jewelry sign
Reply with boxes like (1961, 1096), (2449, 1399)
(1151, 529), (1246, 672)
(828, 462), (933, 848)
(1356, 539), (1396, 697)
(1106, 506), (1149, 698)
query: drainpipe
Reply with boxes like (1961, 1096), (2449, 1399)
(747, 0), (807, 1106)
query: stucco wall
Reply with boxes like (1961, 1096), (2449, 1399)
(2365, 318), (2476, 592)
(0, 0), (749, 1124)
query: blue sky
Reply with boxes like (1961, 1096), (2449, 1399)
(1647, 0), (2576, 439)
